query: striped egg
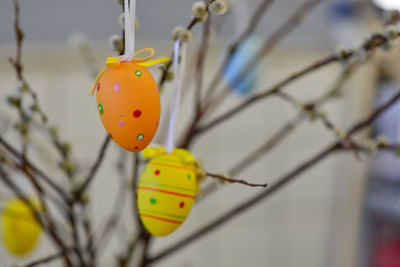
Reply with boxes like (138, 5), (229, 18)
(137, 152), (197, 236)
(96, 62), (160, 152)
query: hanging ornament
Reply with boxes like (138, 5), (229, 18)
(137, 147), (201, 236)
(1, 199), (42, 257)
(90, 0), (169, 152)
(137, 41), (199, 236)
(222, 0), (264, 95)
(223, 36), (264, 95)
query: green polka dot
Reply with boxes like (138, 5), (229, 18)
(99, 103), (104, 114)
(137, 134), (144, 141)
(187, 174), (191, 179)
(150, 197), (157, 205)
(135, 70), (143, 77)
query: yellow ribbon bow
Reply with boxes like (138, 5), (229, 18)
(89, 48), (170, 96)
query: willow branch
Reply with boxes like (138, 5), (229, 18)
(148, 89), (400, 264)
(158, 0), (216, 88)
(0, 165), (74, 266)
(206, 172), (267, 187)
(203, 0), (276, 103)
(74, 136), (111, 200)
(196, 31), (398, 138)
(195, 13), (212, 114)
(20, 249), (74, 267)
(0, 136), (68, 202)
(202, 0), (323, 114)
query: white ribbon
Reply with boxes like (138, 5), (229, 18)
(123, 0), (136, 61)
(166, 41), (187, 153)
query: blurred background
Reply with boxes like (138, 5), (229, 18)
(1, 0), (400, 266)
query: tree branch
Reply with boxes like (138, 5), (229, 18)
(147, 89), (400, 264)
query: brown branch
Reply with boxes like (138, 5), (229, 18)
(158, 0), (216, 88)
(196, 54), (338, 135)
(20, 249), (74, 267)
(0, 165), (74, 266)
(195, 13), (212, 114)
(203, 0), (276, 103)
(206, 172), (267, 187)
(117, 153), (143, 267)
(195, 30), (398, 137)
(95, 175), (128, 253)
(74, 135), (111, 200)
(201, 0), (323, 114)
(147, 89), (400, 264)
(0, 136), (69, 202)
(117, 231), (142, 267)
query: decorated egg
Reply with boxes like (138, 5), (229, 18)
(137, 148), (198, 236)
(1, 199), (42, 257)
(95, 61), (161, 152)
(223, 36), (264, 95)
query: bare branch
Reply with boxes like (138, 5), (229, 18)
(74, 135), (111, 200)
(147, 89), (400, 264)
(206, 172), (267, 187)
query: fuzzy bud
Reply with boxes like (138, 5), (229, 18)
(59, 160), (75, 173)
(209, 0), (227, 15)
(376, 135), (389, 147)
(166, 70), (174, 81)
(196, 12), (209, 23)
(7, 96), (21, 107)
(179, 29), (193, 43)
(48, 126), (58, 138)
(385, 25), (399, 40)
(380, 41), (392, 52)
(108, 35), (124, 52)
(60, 142), (71, 154)
(192, 2), (207, 18)
(172, 26), (185, 41)
(335, 129), (346, 139)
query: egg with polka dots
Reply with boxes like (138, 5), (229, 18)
(137, 153), (197, 236)
(96, 62), (160, 152)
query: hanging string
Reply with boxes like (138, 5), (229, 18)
(123, 0), (136, 61)
(166, 41), (187, 153)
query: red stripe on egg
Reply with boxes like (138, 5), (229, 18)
(140, 213), (183, 224)
(137, 186), (195, 199)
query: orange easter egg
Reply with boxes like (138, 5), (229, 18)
(96, 62), (160, 152)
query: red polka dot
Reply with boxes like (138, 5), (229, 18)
(179, 201), (185, 208)
(97, 82), (101, 91)
(134, 146), (139, 150)
(154, 170), (160, 176)
(133, 110), (142, 118)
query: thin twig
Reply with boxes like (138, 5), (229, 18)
(203, 0), (276, 103)
(20, 249), (73, 267)
(206, 172), (267, 187)
(0, 165), (74, 266)
(147, 90), (400, 264)
(74, 136), (111, 200)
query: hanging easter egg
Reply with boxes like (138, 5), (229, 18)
(223, 36), (264, 95)
(94, 60), (161, 152)
(1, 199), (42, 257)
(137, 148), (198, 236)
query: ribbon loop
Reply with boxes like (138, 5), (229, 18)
(89, 48), (170, 96)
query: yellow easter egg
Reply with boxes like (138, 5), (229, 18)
(137, 151), (197, 236)
(1, 199), (42, 257)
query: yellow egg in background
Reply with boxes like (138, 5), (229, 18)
(1, 199), (42, 257)
(137, 148), (198, 236)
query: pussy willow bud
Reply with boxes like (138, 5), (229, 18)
(209, 0), (227, 15)
(192, 2), (207, 18)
